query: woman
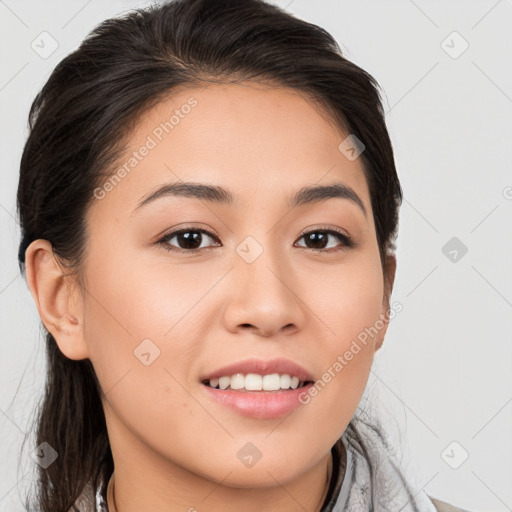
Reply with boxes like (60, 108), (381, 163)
(17, 0), (471, 510)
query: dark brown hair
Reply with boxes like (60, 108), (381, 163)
(16, 0), (403, 510)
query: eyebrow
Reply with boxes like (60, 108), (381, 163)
(134, 181), (367, 217)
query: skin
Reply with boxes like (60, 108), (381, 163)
(25, 81), (396, 512)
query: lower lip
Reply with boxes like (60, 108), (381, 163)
(201, 382), (314, 419)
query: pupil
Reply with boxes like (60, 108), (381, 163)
(306, 232), (327, 249)
(178, 231), (201, 249)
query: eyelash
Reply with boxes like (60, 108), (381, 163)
(156, 225), (355, 254)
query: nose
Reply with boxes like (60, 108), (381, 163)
(221, 243), (306, 338)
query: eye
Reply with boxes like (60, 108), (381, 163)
(156, 226), (355, 254)
(158, 227), (221, 253)
(295, 228), (354, 252)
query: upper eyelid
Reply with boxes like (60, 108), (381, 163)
(160, 226), (347, 239)
(162, 227), (220, 241)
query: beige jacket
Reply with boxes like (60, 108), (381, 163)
(429, 496), (472, 512)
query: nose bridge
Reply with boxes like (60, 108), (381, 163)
(236, 233), (290, 302)
(224, 233), (304, 335)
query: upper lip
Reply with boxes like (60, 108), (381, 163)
(200, 357), (315, 382)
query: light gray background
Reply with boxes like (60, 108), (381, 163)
(1, 1), (511, 511)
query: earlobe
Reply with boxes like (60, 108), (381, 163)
(25, 239), (89, 360)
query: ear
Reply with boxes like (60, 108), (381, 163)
(25, 239), (90, 360)
(375, 253), (397, 352)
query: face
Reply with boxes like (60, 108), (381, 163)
(44, 82), (395, 492)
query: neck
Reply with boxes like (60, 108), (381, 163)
(107, 451), (334, 512)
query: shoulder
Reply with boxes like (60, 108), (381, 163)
(428, 495), (473, 512)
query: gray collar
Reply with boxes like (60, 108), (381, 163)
(321, 428), (438, 512)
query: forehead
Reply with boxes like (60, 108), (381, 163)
(91, 81), (371, 218)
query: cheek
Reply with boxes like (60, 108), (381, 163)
(81, 254), (207, 461)
(309, 251), (384, 347)
(80, 246), (207, 406)
(299, 254), (384, 422)
(83, 244), (210, 342)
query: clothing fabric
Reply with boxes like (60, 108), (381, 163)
(320, 424), (471, 512)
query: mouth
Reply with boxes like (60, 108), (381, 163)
(198, 358), (316, 418)
(200, 377), (315, 419)
(201, 374), (314, 392)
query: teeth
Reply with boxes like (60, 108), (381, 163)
(219, 376), (230, 390)
(245, 373), (262, 390)
(231, 373), (245, 390)
(262, 374), (280, 390)
(280, 374), (291, 389)
(205, 373), (308, 391)
(290, 376), (300, 389)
